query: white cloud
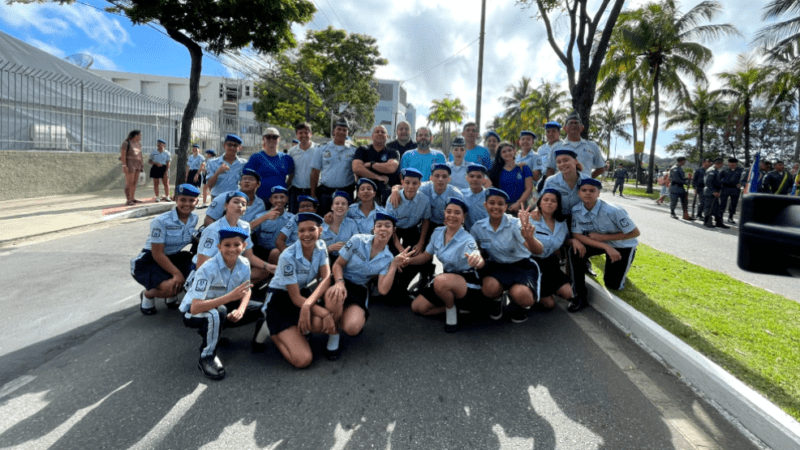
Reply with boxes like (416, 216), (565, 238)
(26, 38), (66, 59)
(82, 52), (119, 71)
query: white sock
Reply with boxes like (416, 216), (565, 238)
(327, 333), (340, 351)
(141, 295), (155, 309)
(255, 320), (270, 343)
(445, 306), (457, 325)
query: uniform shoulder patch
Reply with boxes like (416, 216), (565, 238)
(620, 218), (630, 229)
(196, 279), (208, 291)
(151, 228), (162, 238)
(203, 238), (214, 249)
(284, 263), (294, 276)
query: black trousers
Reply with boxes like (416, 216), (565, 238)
(182, 299), (264, 358)
(316, 184), (355, 216)
(703, 194), (721, 221)
(288, 186), (313, 214)
(719, 189), (740, 219)
(569, 245), (636, 299)
(669, 189), (689, 214)
(390, 226), (428, 298)
(613, 179), (625, 194)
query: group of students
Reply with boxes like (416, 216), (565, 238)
(129, 124), (640, 381)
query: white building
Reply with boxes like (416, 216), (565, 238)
(368, 79), (415, 139)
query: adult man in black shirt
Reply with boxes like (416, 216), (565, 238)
(353, 125), (400, 204)
(692, 158), (711, 220)
(761, 160), (793, 195)
(386, 120), (417, 157)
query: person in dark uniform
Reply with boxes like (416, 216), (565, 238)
(612, 164), (628, 197)
(386, 120), (417, 158)
(692, 158), (711, 221)
(719, 157), (744, 224)
(761, 160), (793, 195)
(756, 160), (773, 193)
(703, 157), (729, 229)
(668, 156), (694, 221)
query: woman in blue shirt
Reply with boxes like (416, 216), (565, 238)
(324, 212), (408, 360)
(322, 191), (360, 265)
(403, 198), (485, 332)
(258, 213), (335, 369)
(488, 141), (533, 215)
(470, 188), (543, 324)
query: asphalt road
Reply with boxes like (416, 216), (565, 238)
(0, 213), (763, 449)
(606, 192), (800, 303)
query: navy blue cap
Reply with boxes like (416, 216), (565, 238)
(565, 112), (582, 124)
(225, 134), (243, 145)
(175, 183), (200, 198)
(296, 212), (323, 225)
(205, 149), (216, 155)
(226, 190), (248, 202)
(334, 118), (349, 129)
(452, 136), (466, 147)
(554, 149), (578, 159)
(541, 188), (560, 197)
(270, 185), (288, 196)
(431, 163), (451, 175)
(485, 188), (510, 202)
(357, 178), (377, 190)
(485, 130), (500, 141)
(375, 211), (397, 225)
(219, 226), (248, 241)
(467, 163), (487, 174)
(520, 130), (537, 139)
(297, 195), (319, 206)
(578, 178), (602, 189)
(332, 191), (351, 203)
(400, 168), (423, 179)
(157, 139), (166, 145)
(241, 168), (261, 182)
(544, 121), (561, 129)
(192, 144), (200, 148)
(447, 197), (469, 214)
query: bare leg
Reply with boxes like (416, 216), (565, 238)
(271, 326), (313, 368)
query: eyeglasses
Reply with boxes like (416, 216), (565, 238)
(264, 135), (279, 140)
(567, 121), (581, 126)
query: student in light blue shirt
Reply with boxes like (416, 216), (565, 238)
(461, 164), (489, 231)
(256, 213), (335, 368)
(251, 186), (295, 264)
(470, 188), (544, 324)
(181, 226), (258, 380)
(132, 184), (200, 315)
(186, 144), (205, 187)
(204, 168), (266, 226)
(404, 198), (486, 332)
(542, 149), (591, 216)
(206, 134), (248, 199)
(347, 178), (386, 234)
(276, 195), (319, 253)
(324, 213), (406, 360)
(516, 131), (543, 185)
(149, 139), (172, 201)
(567, 178), (639, 312)
(321, 191), (360, 264)
(447, 136), (470, 191)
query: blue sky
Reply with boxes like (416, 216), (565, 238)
(0, 0), (772, 157)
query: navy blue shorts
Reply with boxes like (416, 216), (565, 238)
(131, 250), (193, 291)
(480, 258), (540, 298)
(419, 271), (488, 313)
(150, 165), (167, 179)
(187, 170), (201, 187)
(342, 279), (370, 318)
(265, 288), (311, 335)
(533, 254), (571, 298)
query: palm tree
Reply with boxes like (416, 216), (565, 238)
(665, 86), (726, 161)
(605, 0), (739, 192)
(428, 96), (467, 156)
(499, 77), (535, 132)
(764, 37), (800, 162)
(524, 80), (569, 122)
(716, 53), (774, 166)
(754, 0), (800, 55)
(593, 103), (633, 160)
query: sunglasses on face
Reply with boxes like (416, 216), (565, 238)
(265, 135), (279, 140)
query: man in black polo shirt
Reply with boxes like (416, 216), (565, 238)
(386, 120), (417, 157)
(353, 125), (401, 204)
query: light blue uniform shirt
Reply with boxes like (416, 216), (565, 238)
(542, 172), (592, 215)
(287, 143), (317, 189)
(196, 217), (254, 263)
(206, 156), (248, 197)
(461, 187), (488, 231)
(450, 145), (492, 169)
(268, 239), (328, 291)
(278, 217), (300, 246)
(180, 252), (250, 313)
(530, 216), (569, 258)
(312, 141), (356, 188)
(546, 139), (605, 178)
(339, 234), (394, 285)
(206, 192), (267, 223)
(537, 141), (560, 170)
(419, 182), (464, 225)
(470, 214), (531, 264)
(187, 154), (204, 171)
(254, 211), (295, 249)
(347, 203), (387, 234)
(144, 209), (198, 255)
(447, 160), (470, 190)
(571, 199), (638, 249)
(384, 190), (430, 229)
(400, 150), (446, 181)
(150, 149), (171, 165)
(425, 227), (479, 273)
(516, 151), (542, 174)
(321, 217), (360, 258)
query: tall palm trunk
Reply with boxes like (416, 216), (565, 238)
(629, 87), (641, 185)
(744, 97), (751, 166)
(646, 64), (660, 194)
(794, 93), (800, 163)
(698, 120), (705, 161)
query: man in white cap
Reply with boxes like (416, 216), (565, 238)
(245, 127), (295, 203)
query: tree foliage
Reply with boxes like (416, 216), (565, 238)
(254, 27), (387, 137)
(428, 97), (467, 155)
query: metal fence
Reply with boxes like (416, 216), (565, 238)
(0, 61), (267, 155)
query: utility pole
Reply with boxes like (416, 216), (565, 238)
(475, 0), (486, 131)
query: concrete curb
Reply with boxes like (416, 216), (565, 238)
(586, 278), (800, 450)
(102, 202), (175, 221)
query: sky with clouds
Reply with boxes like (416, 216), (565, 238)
(0, 0), (778, 157)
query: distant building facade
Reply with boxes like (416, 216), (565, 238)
(368, 79), (415, 138)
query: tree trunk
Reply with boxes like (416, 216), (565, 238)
(794, 94), (800, 163)
(572, 85), (595, 140)
(743, 97), (751, 167)
(165, 27), (203, 185)
(646, 66), (660, 194)
(698, 121), (705, 162)
(629, 87), (640, 186)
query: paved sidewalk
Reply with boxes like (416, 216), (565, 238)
(0, 190), (179, 245)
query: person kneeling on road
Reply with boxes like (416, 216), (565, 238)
(180, 226), (263, 380)
(567, 178), (640, 312)
(131, 184), (200, 315)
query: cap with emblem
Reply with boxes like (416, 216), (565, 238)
(241, 168), (261, 182)
(219, 226), (249, 241)
(431, 163), (451, 175)
(332, 191), (351, 203)
(192, 144), (200, 148)
(578, 178), (602, 189)
(467, 163), (487, 174)
(447, 197), (469, 214)
(565, 112), (582, 124)
(226, 190), (247, 202)
(357, 178), (377, 190)
(400, 168), (423, 179)
(554, 149), (578, 159)
(485, 130), (501, 141)
(545, 121), (561, 130)
(297, 195), (319, 206)
(520, 130), (537, 139)
(334, 118), (349, 129)
(157, 139), (166, 145)
(175, 184), (200, 198)
(270, 186), (288, 196)
(205, 149), (216, 156)
(451, 136), (466, 147)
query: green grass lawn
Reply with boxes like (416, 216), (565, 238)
(589, 244), (800, 420)
(610, 185), (660, 200)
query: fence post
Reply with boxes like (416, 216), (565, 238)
(80, 81), (85, 152)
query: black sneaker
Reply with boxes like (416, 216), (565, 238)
(727, 218), (736, 225)
(489, 296), (504, 320)
(511, 306), (529, 324)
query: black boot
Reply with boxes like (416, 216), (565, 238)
(703, 216), (715, 228)
(567, 297), (588, 313)
(670, 210), (679, 219)
(716, 219), (730, 229)
(198, 355), (226, 380)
